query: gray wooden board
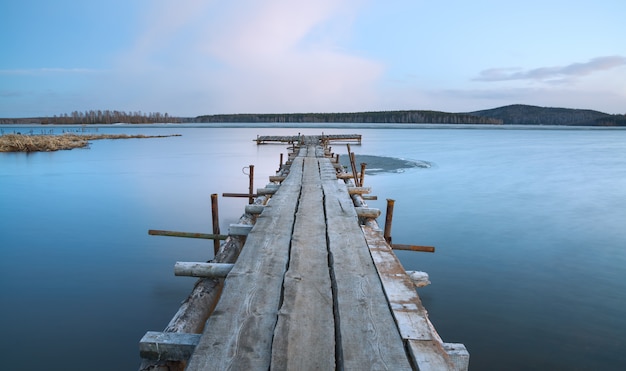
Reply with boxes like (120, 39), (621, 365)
(139, 331), (201, 360)
(320, 158), (413, 370)
(361, 225), (434, 341)
(186, 157), (306, 371)
(271, 149), (335, 370)
(408, 340), (455, 371)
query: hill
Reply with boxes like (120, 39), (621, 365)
(468, 104), (624, 126)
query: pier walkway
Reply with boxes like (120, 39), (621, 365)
(140, 135), (467, 370)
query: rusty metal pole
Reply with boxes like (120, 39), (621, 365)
(248, 165), (254, 204)
(211, 193), (220, 255)
(384, 198), (395, 244)
(359, 162), (367, 187)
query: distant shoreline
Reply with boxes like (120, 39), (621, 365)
(2, 104), (624, 126)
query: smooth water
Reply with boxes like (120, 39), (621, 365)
(1, 126), (625, 370)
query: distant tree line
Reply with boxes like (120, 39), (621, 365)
(0, 110), (181, 124)
(195, 110), (503, 124)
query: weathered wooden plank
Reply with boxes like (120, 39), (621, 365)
(408, 340), (455, 371)
(139, 332), (201, 361)
(186, 157), (305, 371)
(173, 262), (234, 278)
(320, 158), (412, 371)
(443, 343), (470, 371)
(271, 152), (335, 370)
(361, 225), (434, 341)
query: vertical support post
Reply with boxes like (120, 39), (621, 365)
(248, 165), (254, 204)
(347, 144), (360, 187)
(279, 153), (283, 171)
(384, 199), (395, 244)
(211, 194), (220, 255)
(359, 162), (367, 187)
(335, 154), (340, 163)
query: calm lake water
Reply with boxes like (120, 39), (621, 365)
(1, 125), (625, 370)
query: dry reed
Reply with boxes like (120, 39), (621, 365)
(0, 133), (180, 152)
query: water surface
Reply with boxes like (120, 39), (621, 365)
(1, 125), (625, 370)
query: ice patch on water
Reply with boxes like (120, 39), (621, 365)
(339, 154), (431, 175)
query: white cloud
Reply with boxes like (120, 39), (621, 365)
(474, 56), (626, 83)
(101, 0), (382, 115)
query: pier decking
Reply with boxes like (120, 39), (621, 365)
(255, 133), (361, 144)
(140, 135), (468, 370)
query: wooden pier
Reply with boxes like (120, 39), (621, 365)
(139, 134), (468, 370)
(255, 133), (361, 145)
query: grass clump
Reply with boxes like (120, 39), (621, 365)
(0, 133), (180, 152)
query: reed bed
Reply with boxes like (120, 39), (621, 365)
(0, 133), (180, 152)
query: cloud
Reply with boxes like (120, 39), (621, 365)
(474, 56), (626, 83)
(103, 0), (382, 115)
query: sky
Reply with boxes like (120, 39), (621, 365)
(1, 0), (625, 117)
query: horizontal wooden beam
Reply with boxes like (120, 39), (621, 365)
(392, 244), (435, 253)
(269, 175), (286, 182)
(139, 331), (201, 361)
(257, 187), (278, 195)
(174, 262), (235, 278)
(222, 192), (258, 198)
(229, 223), (253, 236)
(337, 172), (360, 180)
(347, 186), (371, 195)
(362, 195), (378, 200)
(148, 229), (228, 240)
(245, 204), (265, 215)
(354, 207), (381, 218)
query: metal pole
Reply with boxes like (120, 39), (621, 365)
(248, 165), (254, 204)
(279, 153), (283, 171)
(384, 199), (395, 244)
(211, 193), (220, 255)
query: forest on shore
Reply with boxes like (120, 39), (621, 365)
(1, 104), (625, 126)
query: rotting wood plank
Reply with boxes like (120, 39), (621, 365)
(185, 157), (306, 371)
(320, 157), (413, 371)
(361, 225), (455, 370)
(270, 149), (335, 370)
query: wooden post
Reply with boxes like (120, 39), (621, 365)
(359, 162), (367, 187)
(211, 193), (220, 255)
(248, 165), (254, 204)
(384, 199), (395, 244)
(279, 153), (283, 171)
(347, 144), (360, 187)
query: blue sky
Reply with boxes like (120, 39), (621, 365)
(1, 0), (624, 117)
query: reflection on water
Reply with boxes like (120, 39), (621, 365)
(1, 126), (625, 370)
